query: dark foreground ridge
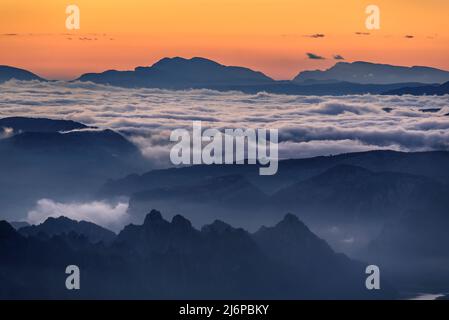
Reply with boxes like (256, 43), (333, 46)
(0, 211), (396, 299)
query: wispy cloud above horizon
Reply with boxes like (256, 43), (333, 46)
(306, 53), (326, 60)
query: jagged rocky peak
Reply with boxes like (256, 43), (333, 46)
(171, 214), (192, 229)
(143, 209), (165, 224)
(0, 220), (17, 238)
(202, 219), (236, 234)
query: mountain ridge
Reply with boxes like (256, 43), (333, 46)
(293, 61), (449, 84)
(19, 216), (116, 244)
(0, 65), (44, 82)
(2, 59), (449, 95)
(0, 211), (398, 299)
(383, 80), (449, 95)
(77, 56), (274, 88)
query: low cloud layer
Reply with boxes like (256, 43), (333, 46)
(1, 80), (449, 167)
(27, 199), (129, 231)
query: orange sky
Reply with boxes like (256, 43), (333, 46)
(1, 0), (448, 80)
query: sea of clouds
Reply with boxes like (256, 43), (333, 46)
(1, 79), (449, 166)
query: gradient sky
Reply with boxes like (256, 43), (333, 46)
(1, 0), (448, 80)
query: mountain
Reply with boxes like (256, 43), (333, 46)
(293, 61), (449, 84)
(127, 174), (270, 226)
(269, 164), (449, 254)
(76, 58), (438, 94)
(213, 80), (429, 95)
(271, 164), (445, 223)
(8, 221), (29, 230)
(0, 117), (89, 133)
(101, 150), (449, 199)
(18, 216), (116, 244)
(252, 213), (392, 298)
(3, 59), (447, 95)
(383, 80), (449, 95)
(0, 212), (397, 299)
(77, 57), (274, 88)
(99, 150), (449, 253)
(0, 219), (111, 299)
(0, 117), (151, 221)
(0, 220), (21, 241)
(0, 65), (44, 83)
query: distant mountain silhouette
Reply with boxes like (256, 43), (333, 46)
(19, 216), (116, 244)
(102, 150), (449, 199)
(383, 81), (449, 95)
(267, 164), (449, 254)
(128, 174), (269, 226)
(100, 150), (449, 253)
(0, 117), (150, 221)
(0, 116), (89, 133)
(4, 60), (449, 95)
(213, 80), (429, 95)
(271, 164), (445, 224)
(77, 57), (274, 88)
(293, 61), (449, 84)
(252, 213), (382, 298)
(77, 58), (442, 94)
(0, 211), (397, 299)
(0, 65), (44, 83)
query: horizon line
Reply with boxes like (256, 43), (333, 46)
(2, 56), (449, 82)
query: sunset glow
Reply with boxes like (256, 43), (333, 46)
(1, 0), (448, 80)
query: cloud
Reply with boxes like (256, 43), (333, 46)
(306, 53), (325, 60)
(278, 125), (449, 150)
(27, 199), (130, 231)
(1, 80), (449, 163)
(308, 102), (380, 115)
(333, 55), (345, 60)
(0, 127), (14, 139)
(306, 34), (325, 38)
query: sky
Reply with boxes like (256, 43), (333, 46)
(1, 0), (449, 80)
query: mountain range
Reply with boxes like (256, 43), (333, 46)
(383, 80), (449, 95)
(0, 211), (397, 299)
(98, 151), (449, 292)
(0, 65), (44, 82)
(293, 61), (449, 84)
(1, 58), (449, 95)
(1, 117), (449, 295)
(100, 150), (449, 261)
(18, 216), (116, 244)
(78, 57), (274, 88)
